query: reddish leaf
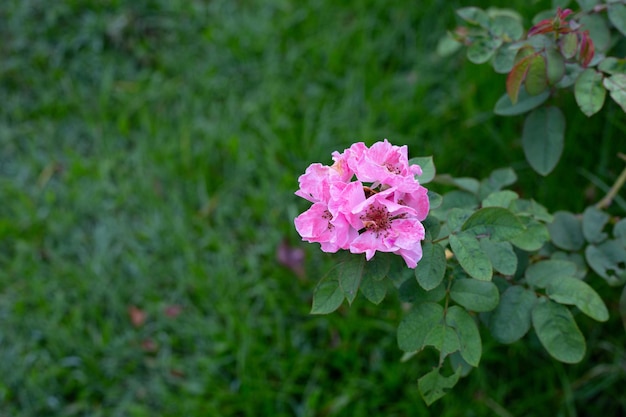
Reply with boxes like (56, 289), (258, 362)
(507, 51), (539, 103)
(528, 8), (574, 37)
(170, 369), (185, 378)
(277, 239), (305, 277)
(559, 32), (578, 59)
(128, 305), (147, 328)
(578, 30), (595, 67)
(528, 19), (554, 37)
(141, 338), (158, 352)
(164, 304), (183, 318)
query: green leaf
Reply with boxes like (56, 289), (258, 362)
(491, 14), (524, 41)
(424, 323), (461, 358)
(467, 37), (503, 64)
(461, 207), (525, 241)
(339, 256), (364, 304)
(442, 190), (479, 210)
(363, 254), (390, 281)
(510, 220), (550, 251)
(430, 190), (478, 220)
(552, 252), (588, 279)
(549, 211), (584, 251)
(582, 206), (609, 243)
(422, 215), (441, 241)
(415, 242), (447, 291)
(481, 190), (519, 208)
(489, 167), (518, 186)
(418, 367), (462, 406)
(446, 306), (482, 367)
(532, 299), (586, 364)
(598, 57), (626, 75)
(603, 74), (626, 113)
(510, 199), (553, 222)
(449, 352), (473, 377)
(456, 7), (490, 27)
(577, 0), (600, 12)
(428, 190), (443, 210)
(435, 175), (480, 193)
(311, 274), (345, 314)
(525, 259), (578, 288)
(553, 0), (572, 9)
(449, 232), (493, 281)
(585, 240), (626, 286)
(492, 44), (517, 74)
(551, 251), (589, 279)
(546, 277), (609, 322)
(487, 8), (524, 22)
(410, 156), (436, 184)
(436, 32), (463, 57)
(556, 62), (585, 88)
(579, 14), (611, 52)
(360, 273), (387, 305)
(545, 47), (565, 85)
(525, 54), (548, 96)
(480, 239), (517, 275)
(574, 69), (606, 117)
(560, 32), (578, 59)
(494, 90), (550, 116)
(614, 218), (626, 246)
(522, 106), (566, 176)
(450, 278), (500, 312)
(386, 255), (413, 287)
(397, 302), (444, 352)
(479, 167), (518, 198)
(399, 278), (446, 303)
(447, 208), (474, 233)
(488, 286), (537, 343)
(608, 3), (626, 37)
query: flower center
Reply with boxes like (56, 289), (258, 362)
(361, 204), (390, 234)
(322, 209), (334, 230)
(384, 162), (401, 175)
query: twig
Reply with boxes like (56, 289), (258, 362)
(596, 153), (626, 210)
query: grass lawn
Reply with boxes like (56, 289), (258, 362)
(1, 0), (625, 415)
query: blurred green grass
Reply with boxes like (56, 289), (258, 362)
(1, 0), (625, 416)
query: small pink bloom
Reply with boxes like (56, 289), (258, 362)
(294, 163), (333, 203)
(294, 202), (357, 252)
(394, 185), (430, 221)
(346, 139), (420, 191)
(330, 150), (354, 181)
(294, 158), (353, 203)
(389, 218), (426, 268)
(348, 189), (425, 268)
(327, 180), (366, 230)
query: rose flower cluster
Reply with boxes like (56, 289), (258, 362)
(294, 140), (430, 268)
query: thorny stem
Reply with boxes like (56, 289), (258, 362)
(596, 153), (626, 210)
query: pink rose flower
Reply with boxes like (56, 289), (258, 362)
(294, 202), (357, 252)
(294, 139), (430, 268)
(346, 139), (422, 191)
(348, 188), (426, 268)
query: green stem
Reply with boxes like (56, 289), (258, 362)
(595, 153), (626, 210)
(438, 273), (455, 368)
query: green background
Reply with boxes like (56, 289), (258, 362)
(1, 0), (625, 415)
